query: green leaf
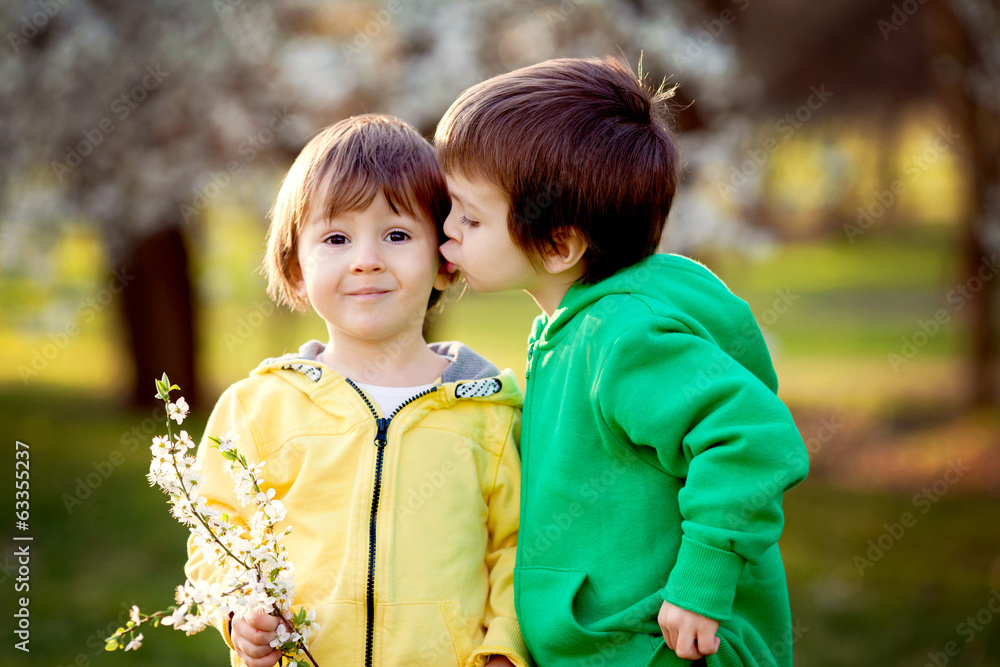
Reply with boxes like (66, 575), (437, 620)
(105, 639), (120, 651)
(155, 373), (180, 399)
(208, 435), (222, 446)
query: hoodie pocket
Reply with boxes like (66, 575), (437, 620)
(517, 566), (657, 665)
(379, 600), (472, 667)
(645, 632), (744, 667)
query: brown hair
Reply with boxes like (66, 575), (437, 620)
(435, 57), (680, 284)
(264, 114), (450, 310)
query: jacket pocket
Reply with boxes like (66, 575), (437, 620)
(379, 601), (473, 667)
(645, 631), (744, 667)
(517, 566), (657, 666)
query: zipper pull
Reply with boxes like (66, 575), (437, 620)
(374, 417), (390, 447)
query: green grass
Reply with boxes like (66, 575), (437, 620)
(719, 234), (959, 294)
(782, 482), (1000, 666)
(707, 232), (984, 359)
(0, 387), (229, 667)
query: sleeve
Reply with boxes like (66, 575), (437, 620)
(466, 408), (531, 667)
(597, 319), (809, 622)
(183, 384), (261, 652)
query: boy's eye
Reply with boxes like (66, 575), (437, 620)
(460, 215), (479, 228)
(324, 234), (347, 245)
(387, 230), (410, 243)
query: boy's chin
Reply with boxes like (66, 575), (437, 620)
(455, 271), (491, 294)
(464, 277), (510, 296)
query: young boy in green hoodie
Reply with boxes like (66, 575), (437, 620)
(435, 57), (810, 667)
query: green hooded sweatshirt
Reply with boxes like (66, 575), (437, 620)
(514, 254), (809, 667)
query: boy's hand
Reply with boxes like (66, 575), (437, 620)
(657, 601), (720, 661)
(231, 611), (282, 667)
(484, 656), (516, 667)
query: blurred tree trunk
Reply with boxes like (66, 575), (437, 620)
(927, 1), (999, 407)
(119, 226), (199, 408)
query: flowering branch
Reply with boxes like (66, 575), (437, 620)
(106, 373), (319, 667)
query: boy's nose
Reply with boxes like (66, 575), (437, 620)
(442, 210), (462, 242)
(350, 241), (385, 272)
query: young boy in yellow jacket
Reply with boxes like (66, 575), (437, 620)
(185, 114), (528, 667)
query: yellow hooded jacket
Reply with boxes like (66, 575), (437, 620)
(185, 341), (529, 667)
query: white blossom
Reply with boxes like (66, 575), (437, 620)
(112, 380), (315, 664)
(217, 431), (240, 453)
(167, 397), (190, 424)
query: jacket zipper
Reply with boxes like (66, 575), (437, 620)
(344, 379), (439, 667)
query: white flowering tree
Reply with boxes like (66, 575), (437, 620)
(0, 0), (298, 405)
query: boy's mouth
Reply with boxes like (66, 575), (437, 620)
(346, 287), (391, 299)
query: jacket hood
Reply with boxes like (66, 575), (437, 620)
(530, 253), (778, 392)
(250, 339), (522, 407)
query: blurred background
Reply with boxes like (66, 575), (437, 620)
(1, 0), (999, 665)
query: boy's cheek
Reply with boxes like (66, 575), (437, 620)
(299, 252), (320, 277)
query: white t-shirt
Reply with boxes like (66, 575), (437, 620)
(354, 381), (437, 417)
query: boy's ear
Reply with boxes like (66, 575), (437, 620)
(433, 256), (453, 291)
(541, 227), (588, 276)
(289, 257), (309, 301)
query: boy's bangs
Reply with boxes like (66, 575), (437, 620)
(307, 138), (447, 235)
(309, 153), (419, 221)
(435, 100), (508, 192)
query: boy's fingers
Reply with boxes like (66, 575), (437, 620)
(234, 619), (276, 647)
(696, 633), (721, 656)
(658, 620), (676, 651)
(247, 611), (280, 632)
(695, 617), (721, 656)
(239, 649), (282, 667)
(673, 630), (703, 661)
(237, 639), (276, 660)
(657, 604), (676, 649)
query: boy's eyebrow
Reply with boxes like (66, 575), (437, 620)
(449, 189), (482, 215)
